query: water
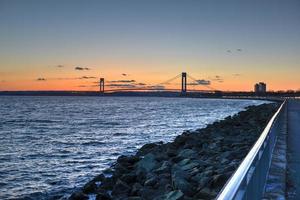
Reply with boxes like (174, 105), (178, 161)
(0, 96), (268, 200)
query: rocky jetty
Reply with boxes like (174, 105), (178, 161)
(69, 103), (279, 200)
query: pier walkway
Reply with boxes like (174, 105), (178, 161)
(287, 99), (300, 199)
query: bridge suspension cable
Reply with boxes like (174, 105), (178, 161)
(154, 73), (182, 86)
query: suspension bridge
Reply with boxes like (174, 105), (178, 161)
(98, 72), (217, 94)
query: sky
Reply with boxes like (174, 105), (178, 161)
(0, 0), (299, 92)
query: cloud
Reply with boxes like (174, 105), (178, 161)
(227, 50), (231, 53)
(196, 79), (211, 85)
(136, 83), (147, 86)
(147, 85), (165, 90)
(236, 49), (242, 52)
(108, 80), (136, 83)
(233, 73), (241, 76)
(75, 67), (90, 70)
(36, 78), (46, 81)
(106, 83), (137, 88)
(79, 76), (96, 79)
(122, 73), (128, 76)
(106, 82), (149, 89)
(56, 65), (64, 68)
(212, 75), (224, 83)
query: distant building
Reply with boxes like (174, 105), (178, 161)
(254, 82), (267, 93)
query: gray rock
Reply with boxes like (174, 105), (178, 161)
(164, 190), (184, 200)
(136, 153), (157, 173)
(131, 182), (142, 195)
(120, 173), (136, 184)
(180, 161), (200, 171)
(172, 169), (195, 196)
(144, 176), (158, 186)
(192, 173), (212, 189)
(112, 179), (131, 195)
(178, 149), (198, 159)
(212, 174), (229, 188)
(178, 158), (190, 166)
(194, 187), (215, 199)
(137, 142), (162, 156)
(154, 161), (170, 173)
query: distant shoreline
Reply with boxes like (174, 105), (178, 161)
(0, 91), (298, 100)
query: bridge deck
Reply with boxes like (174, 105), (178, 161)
(287, 99), (300, 199)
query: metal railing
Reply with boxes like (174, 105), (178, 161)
(216, 100), (286, 200)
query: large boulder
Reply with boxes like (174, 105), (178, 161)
(154, 161), (171, 174)
(137, 142), (162, 156)
(135, 153), (157, 173)
(171, 168), (195, 196)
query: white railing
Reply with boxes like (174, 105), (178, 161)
(216, 100), (286, 200)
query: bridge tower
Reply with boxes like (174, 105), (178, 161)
(181, 72), (187, 94)
(99, 78), (105, 93)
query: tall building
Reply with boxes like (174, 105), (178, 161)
(254, 82), (267, 93)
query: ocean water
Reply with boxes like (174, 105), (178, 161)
(0, 96), (268, 199)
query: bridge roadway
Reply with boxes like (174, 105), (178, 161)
(287, 99), (300, 199)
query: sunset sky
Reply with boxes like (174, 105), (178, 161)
(0, 0), (299, 91)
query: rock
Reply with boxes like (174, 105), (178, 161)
(136, 153), (157, 173)
(189, 167), (200, 176)
(117, 155), (140, 166)
(174, 135), (190, 147)
(172, 169), (195, 196)
(131, 182), (143, 195)
(120, 173), (136, 184)
(96, 191), (111, 200)
(154, 177), (171, 190)
(212, 173), (230, 188)
(164, 190), (184, 200)
(178, 149), (198, 159)
(220, 151), (234, 160)
(135, 169), (147, 184)
(139, 187), (158, 200)
(178, 158), (190, 166)
(165, 183), (173, 192)
(100, 177), (114, 190)
(180, 161), (200, 171)
(82, 174), (106, 193)
(144, 176), (158, 186)
(137, 142), (162, 156)
(194, 187), (215, 199)
(128, 197), (142, 200)
(166, 148), (177, 157)
(112, 179), (131, 195)
(69, 191), (89, 200)
(192, 174), (212, 189)
(82, 181), (97, 194)
(154, 161), (170, 173)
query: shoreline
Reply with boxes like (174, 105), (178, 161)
(69, 103), (279, 200)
